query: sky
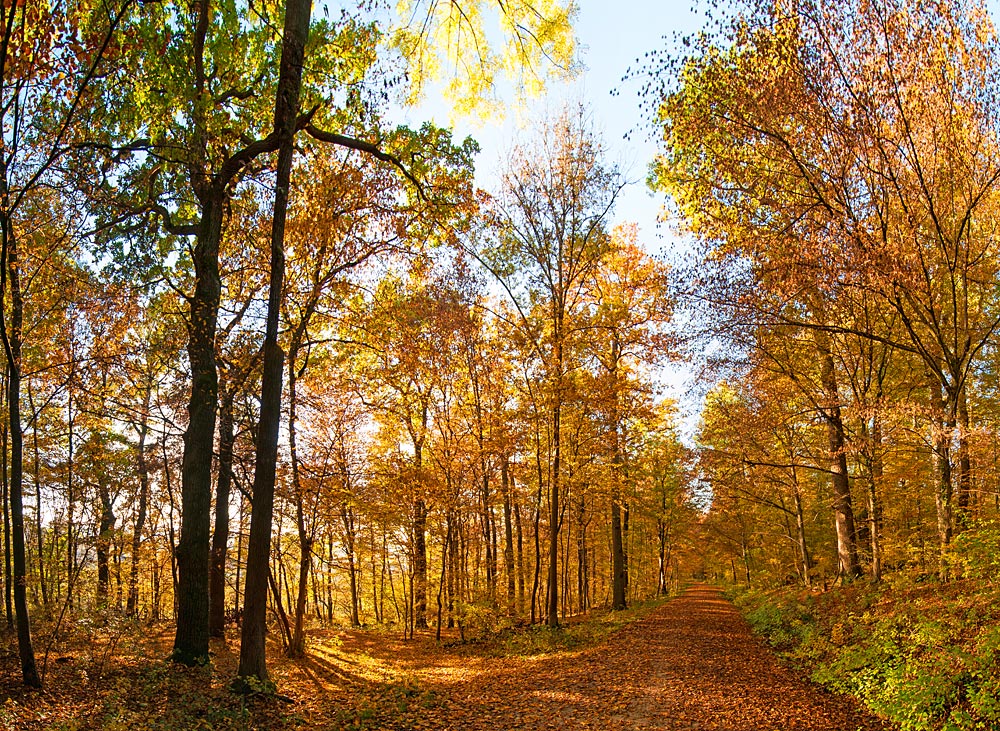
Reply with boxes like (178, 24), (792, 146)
(392, 1), (710, 427)
(399, 1), (706, 248)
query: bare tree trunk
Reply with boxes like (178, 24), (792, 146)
(236, 0), (311, 686)
(412, 496), (428, 629)
(27, 381), (46, 609)
(0, 220), (41, 686)
(792, 476), (811, 588)
(287, 358), (312, 657)
(548, 383), (561, 627)
(96, 484), (115, 605)
(956, 386), (972, 530)
(342, 505), (360, 627)
(209, 387), (235, 636)
(501, 460), (516, 616)
(2, 377), (11, 629)
(815, 332), (861, 580)
(2, 403), (11, 628)
(867, 411), (883, 582)
(515, 500), (524, 616)
(127, 387), (151, 616)
(931, 378), (955, 577)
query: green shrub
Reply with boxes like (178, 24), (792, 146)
(949, 521), (1000, 581)
(735, 579), (1000, 731)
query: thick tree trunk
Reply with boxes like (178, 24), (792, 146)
(173, 192), (224, 666)
(236, 0), (311, 687)
(814, 333), (861, 580)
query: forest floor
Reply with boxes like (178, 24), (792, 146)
(0, 585), (892, 730)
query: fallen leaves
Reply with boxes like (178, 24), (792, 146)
(0, 586), (893, 730)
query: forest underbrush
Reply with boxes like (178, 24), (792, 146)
(0, 595), (669, 730)
(732, 534), (1000, 731)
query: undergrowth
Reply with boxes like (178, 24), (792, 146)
(731, 543), (1000, 731)
(447, 593), (675, 657)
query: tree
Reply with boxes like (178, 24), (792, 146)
(481, 106), (625, 626)
(586, 226), (673, 609)
(651, 0), (1000, 578)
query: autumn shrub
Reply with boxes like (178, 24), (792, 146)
(948, 520), (1000, 581)
(453, 600), (514, 641)
(735, 576), (1000, 731)
(732, 587), (816, 651)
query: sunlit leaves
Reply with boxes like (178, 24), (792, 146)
(392, 0), (578, 118)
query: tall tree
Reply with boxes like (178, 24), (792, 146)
(480, 107), (624, 626)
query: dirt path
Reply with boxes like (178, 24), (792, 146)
(306, 584), (892, 730)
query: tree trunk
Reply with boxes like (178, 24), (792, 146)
(96, 484), (115, 605)
(867, 410), (883, 582)
(2, 400), (11, 629)
(65, 368), (74, 609)
(815, 332), (862, 580)
(515, 500), (524, 616)
(27, 381), (46, 609)
(931, 379), (955, 577)
(956, 386), (971, 530)
(209, 387), (235, 636)
(501, 460), (516, 616)
(412, 497), (428, 629)
(577, 492), (589, 612)
(0, 220), (41, 686)
(547, 378), (562, 627)
(127, 388), (151, 617)
(173, 191), (225, 665)
(342, 505), (360, 627)
(792, 475), (811, 588)
(236, 0), (311, 686)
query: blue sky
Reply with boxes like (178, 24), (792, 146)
(396, 1), (707, 257)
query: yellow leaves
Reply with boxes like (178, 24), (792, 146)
(391, 0), (578, 121)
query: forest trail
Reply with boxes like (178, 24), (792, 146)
(296, 584), (893, 730)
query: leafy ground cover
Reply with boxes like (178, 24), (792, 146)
(2, 586), (889, 730)
(732, 571), (1000, 731)
(0, 598), (667, 731)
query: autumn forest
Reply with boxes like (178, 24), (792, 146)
(3, 0), (1000, 730)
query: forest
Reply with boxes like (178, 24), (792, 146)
(2, 0), (1000, 730)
